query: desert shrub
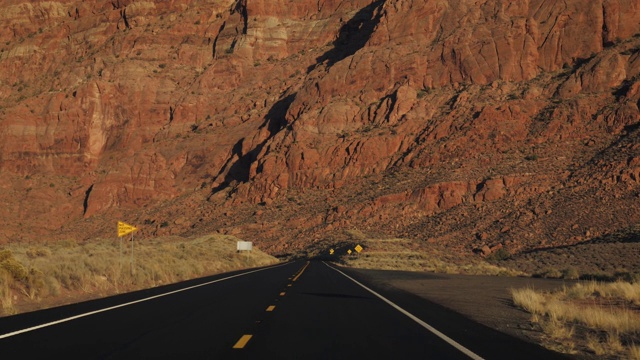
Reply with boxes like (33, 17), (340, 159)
(0, 249), (12, 262)
(24, 268), (47, 299)
(56, 239), (78, 248)
(580, 273), (616, 282)
(487, 248), (511, 261)
(50, 262), (86, 291)
(535, 267), (563, 279)
(345, 229), (366, 241)
(613, 271), (640, 283)
(44, 276), (61, 296)
(26, 248), (51, 258)
(0, 250), (50, 300)
(1, 257), (28, 281)
(562, 267), (580, 280)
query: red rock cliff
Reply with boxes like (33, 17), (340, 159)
(0, 0), (639, 257)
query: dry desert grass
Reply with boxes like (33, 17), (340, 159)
(512, 281), (640, 358)
(332, 232), (525, 277)
(0, 234), (278, 316)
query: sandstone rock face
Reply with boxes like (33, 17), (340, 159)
(239, 0), (640, 197)
(0, 0), (639, 260)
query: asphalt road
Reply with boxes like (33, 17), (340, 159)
(0, 260), (568, 359)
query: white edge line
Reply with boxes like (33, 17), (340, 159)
(0, 262), (290, 340)
(324, 262), (485, 360)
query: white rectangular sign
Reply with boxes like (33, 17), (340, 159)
(237, 241), (253, 251)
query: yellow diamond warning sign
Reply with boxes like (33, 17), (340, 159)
(355, 244), (363, 253)
(117, 221), (138, 237)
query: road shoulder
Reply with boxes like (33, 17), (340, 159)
(346, 268), (577, 355)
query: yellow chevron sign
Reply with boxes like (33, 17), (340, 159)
(117, 221), (138, 237)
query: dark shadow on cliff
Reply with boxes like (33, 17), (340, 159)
(307, 0), (385, 73)
(567, 120), (640, 184)
(208, 93), (296, 197)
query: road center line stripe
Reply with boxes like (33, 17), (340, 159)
(0, 262), (291, 340)
(233, 334), (253, 349)
(292, 261), (310, 282)
(324, 262), (485, 360)
(266, 305), (276, 311)
(279, 292), (286, 296)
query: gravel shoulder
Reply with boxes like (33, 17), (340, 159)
(349, 268), (579, 356)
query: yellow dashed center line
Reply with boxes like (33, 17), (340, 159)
(230, 263), (314, 351)
(292, 261), (310, 282)
(233, 334), (253, 349)
(232, 263), (312, 350)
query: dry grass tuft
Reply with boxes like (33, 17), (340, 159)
(0, 234), (278, 316)
(338, 237), (525, 276)
(512, 282), (640, 358)
(564, 281), (640, 305)
(629, 344), (640, 360)
(541, 318), (576, 354)
(511, 287), (547, 314)
(586, 333), (607, 356)
(512, 287), (640, 333)
(0, 269), (16, 315)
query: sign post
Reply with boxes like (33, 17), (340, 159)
(119, 235), (123, 270)
(130, 232), (134, 274)
(118, 221), (138, 275)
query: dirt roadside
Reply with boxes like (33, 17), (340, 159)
(348, 268), (587, 359)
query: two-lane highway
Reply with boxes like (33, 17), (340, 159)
(234, 261), (476, 359)
(0, 260), (567, 359)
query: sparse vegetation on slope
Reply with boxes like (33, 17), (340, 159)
(512, 281), (640, 358)
(319, 230), (525, 276)
(500, 226), (640, 282)
(0, 235), (278, 316)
